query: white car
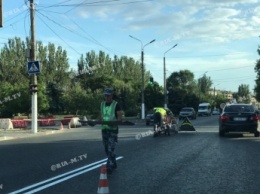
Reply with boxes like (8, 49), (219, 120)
(212, 109), (220, 115)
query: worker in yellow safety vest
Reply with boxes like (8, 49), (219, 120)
(153, 107), (167, 127)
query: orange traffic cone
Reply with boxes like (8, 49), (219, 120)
(97, 165), (109, 194)
(60, 122), (63, 130)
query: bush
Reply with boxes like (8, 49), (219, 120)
(124, 109), (138, 117)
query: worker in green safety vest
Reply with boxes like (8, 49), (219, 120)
(97, 88), (123, 174)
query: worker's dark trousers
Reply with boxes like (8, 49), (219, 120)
(102, 130), (118, 170)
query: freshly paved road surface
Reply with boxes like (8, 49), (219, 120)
(1, 116), (260, 194)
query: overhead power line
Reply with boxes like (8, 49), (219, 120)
(39, 0), (152, 8)
(35, 10), (123, 55)
(36, 12), (81, 55)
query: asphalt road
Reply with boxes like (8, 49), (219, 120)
(1, 115), (260, 194)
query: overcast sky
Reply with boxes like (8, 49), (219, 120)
(1, 0), (260, 93)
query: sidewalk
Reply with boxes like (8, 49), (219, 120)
(0, 118), (145, 142)
(0, 126), (65, 141)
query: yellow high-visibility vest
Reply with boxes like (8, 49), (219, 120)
(154, 107), (166, 117)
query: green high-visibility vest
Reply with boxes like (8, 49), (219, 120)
(101, 100), (118, 130)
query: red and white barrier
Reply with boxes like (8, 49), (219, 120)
(39, 116), (56, 126)
(11, 119), (28, 128)
(0, 119), (13, 130)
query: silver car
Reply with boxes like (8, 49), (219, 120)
(179, 107), (197, 120)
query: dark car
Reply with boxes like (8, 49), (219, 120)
(219, 103), (260, 137)
(179, 107), (196, 120)
(145, 113), (154, 126)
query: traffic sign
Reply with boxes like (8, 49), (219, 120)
(27, 61), (40, 75)
(220, 103), (226, 109)
(179, 117), (196, 131)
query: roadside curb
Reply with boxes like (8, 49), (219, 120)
(0, 120), (144, 142)
(0, 128), (66, 142)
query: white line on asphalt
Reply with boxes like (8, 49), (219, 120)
(10, 156), (123, 194)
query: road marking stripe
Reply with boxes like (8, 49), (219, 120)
(10, 156), (123, 194)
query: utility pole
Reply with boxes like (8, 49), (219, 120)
(30, 0), (38, 133)
(0, 0), (3, 27)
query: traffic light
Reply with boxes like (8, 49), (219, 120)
(149, 76), (154, 85)
(30, 84), (38, 94)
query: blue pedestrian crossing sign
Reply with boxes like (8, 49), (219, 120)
(27, 61), (41, 75)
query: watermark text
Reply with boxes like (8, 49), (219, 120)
(51, 153), (87, 171)
(154, 31), (191, 48)
(4, 1), (40, 18)
(0, 92), (21, 105)
(135, 130), (154, 140)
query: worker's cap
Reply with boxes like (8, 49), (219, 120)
(103, 88), (114, 95)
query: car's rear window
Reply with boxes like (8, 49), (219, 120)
(181, 108), (193, 111)
(224, 105), (254, 113)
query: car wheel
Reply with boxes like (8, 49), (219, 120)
(219, 131), (225, 137)
(219, 127), (225, 137)
(166, 125), (170, 136)
(254, 131), (260, 137)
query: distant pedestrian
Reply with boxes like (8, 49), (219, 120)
(97, 88), (123, 174)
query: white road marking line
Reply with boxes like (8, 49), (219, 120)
(10, 156), (123, 194)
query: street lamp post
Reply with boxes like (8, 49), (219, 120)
(163, 44), (177, 109)
(129, 35), (155, 119)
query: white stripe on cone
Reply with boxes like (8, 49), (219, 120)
(97, 165), (109, 194)
(97, 187), (109, 194)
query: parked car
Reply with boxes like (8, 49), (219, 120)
(212, 108), (220, 115)
(145, 113), (154, 126)
(179, 107), (196, 120)
(219, 103), (260, 137)
(197, 102), (211, 116)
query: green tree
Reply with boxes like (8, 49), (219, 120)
(0, 37), (71, 116)
(37, 42), (70, 114)
(167, 70), (199, 114)
(235, 84), (251, 103)
(0, 37), (30, 117)
(198, 74), (212, 102)
(144, 82), (164, 112)
(75, 50), (145, 116)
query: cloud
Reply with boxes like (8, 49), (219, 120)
(74, 0), (259, 44)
